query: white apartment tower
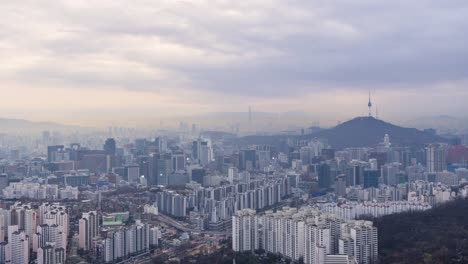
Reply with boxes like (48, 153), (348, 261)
(232, 209), (259, 252)
(339, 220), (378, 264)
(79, 211), (99, 251)
(234, 207), (378, 264)
(9, 230), (29, 264)
(426, 144), (447, 173)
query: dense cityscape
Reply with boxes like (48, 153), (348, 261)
(1, 97), (468, 263)
(2, 1), (468, 263)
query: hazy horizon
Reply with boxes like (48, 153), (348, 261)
(1, 1), (468, 127)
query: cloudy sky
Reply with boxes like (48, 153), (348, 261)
(1, 0), (468, 127)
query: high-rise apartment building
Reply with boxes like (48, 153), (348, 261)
(232, 209), (258, 252)
(339, 221), (378, 264)
(426, 144), (447, 173)
(233, 207), (377, 264)
(9, 230), (29, 264)
(103, 221), (151, 263)
(79, 211), (99, 251)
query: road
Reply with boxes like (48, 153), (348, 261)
(154, 213), (229, 236)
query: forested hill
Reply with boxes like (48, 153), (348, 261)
(235, 116), (446, 149)
(309, 116), (446, 148)
(375, 197), (468, 264)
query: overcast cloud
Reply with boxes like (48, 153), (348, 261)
(1, 0), (468, 126)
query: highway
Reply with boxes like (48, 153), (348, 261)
(153, 213), (229, 236)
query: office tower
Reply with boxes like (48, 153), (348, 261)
(232, 209), (258, 252)
(148, 154), (159, 186)
(426, 144), (448, 173)
(155, 136), (167, 153)
(240, 149), (256, 171)
(346, 161), (368, 187)
(137, 155), (150, 179)
(134, 139), (147, 155)
(189, 166), (205, 184)
(192, 140), (199, 161)
(300, 147), (313, 166)
(79, 211), (99, 251)
(47, 145), (67, 163)
(316, 163), (332, 189)
(257, 150), (271, 171)
(368, 159), (378, 170)
(192, 139), (211, 166)
(125, 165), (140, 183)
(322, 148), (336, 161)
(172, 153), (186, 172)
(152, 157), (171, 186)
(381, 163), (399, 186)
(335, 175), (346, 197)
(363, 170), (379, 188)
(368, 153), (387, 170)
(199, 141), (210, 166)
(104, 138), (116, 156)
(77, 152), (107, 175)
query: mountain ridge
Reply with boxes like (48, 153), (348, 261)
(308, 116), (447, 148)
(0, 117), (85, 134)
(236, 116), (447, 148)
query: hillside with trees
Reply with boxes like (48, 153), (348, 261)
(375, 197), (468, 264)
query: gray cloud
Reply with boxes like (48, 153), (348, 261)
(2, 0), (468, 97)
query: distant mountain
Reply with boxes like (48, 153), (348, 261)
(306, 116), (447, 148)
(402, 115), (468, 134)
(235, 116), (447, 149)
(184, 111), (320, 133)
(0, 118), (81, 134)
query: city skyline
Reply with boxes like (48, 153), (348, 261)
(2, 1), (468, 264)
(1, 1), (468, 126)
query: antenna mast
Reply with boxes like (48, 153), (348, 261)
(368, 91), (372, 117)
